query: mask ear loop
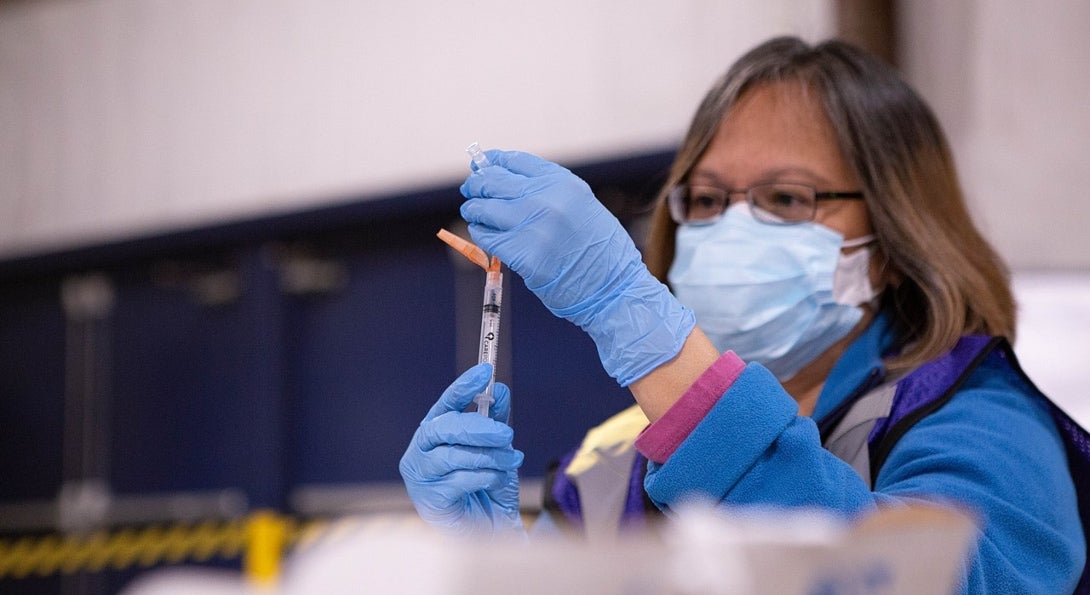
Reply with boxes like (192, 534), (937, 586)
(863, 237), (897, 313)
(841, 234), (878, 250)
(844, 235), (887, 309)
(835, 234), (883, 308)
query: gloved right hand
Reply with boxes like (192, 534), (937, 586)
(460, 150), (695, 386)
(399, 363), (525, 538)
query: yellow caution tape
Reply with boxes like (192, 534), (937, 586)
(0, 510), (319, 584)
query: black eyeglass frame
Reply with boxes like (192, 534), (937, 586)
(667, 183), (866, 226)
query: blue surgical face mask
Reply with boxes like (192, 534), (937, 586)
(667, 203), (877, 381)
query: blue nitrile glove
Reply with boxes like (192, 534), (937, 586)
(460, 150), (696, 386)
(399, 363), (525, 538)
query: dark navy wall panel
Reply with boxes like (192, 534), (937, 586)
(108, 247), (288, 507)
(0, 280), (66, 500)
(283, 219), (460, 486)
(506, 279), (634, 476)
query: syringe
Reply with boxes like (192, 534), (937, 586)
(475, 257), (503, 417)
(437, 227), (504, 417)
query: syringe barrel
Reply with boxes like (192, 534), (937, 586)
(475, 271), (502, 416)
(477, 310), (500, 368)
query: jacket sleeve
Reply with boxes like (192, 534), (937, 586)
(642, 362), (877, 513)
(640, 358), (1084, 594)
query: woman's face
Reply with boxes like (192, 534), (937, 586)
(677, 81), (880, 402)
(688, 81), (872, 241)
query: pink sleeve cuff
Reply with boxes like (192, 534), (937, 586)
(634, 351), (746, 464)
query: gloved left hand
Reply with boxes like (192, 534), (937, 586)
(399, 363), (525, 538)
(460, 150), (695, 386)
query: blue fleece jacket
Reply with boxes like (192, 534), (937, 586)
(643, 315), (1085, 593)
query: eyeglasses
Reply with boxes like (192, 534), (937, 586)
(667, 183), (865, 226)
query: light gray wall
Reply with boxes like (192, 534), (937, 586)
(0, 0), (831, 258)
(3, 2), (1086, 267)
(900, 0), (1090, 270)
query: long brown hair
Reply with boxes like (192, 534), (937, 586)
(645, 36), (1014, 371)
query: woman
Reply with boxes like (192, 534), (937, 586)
(399, 37), (1086, 592)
